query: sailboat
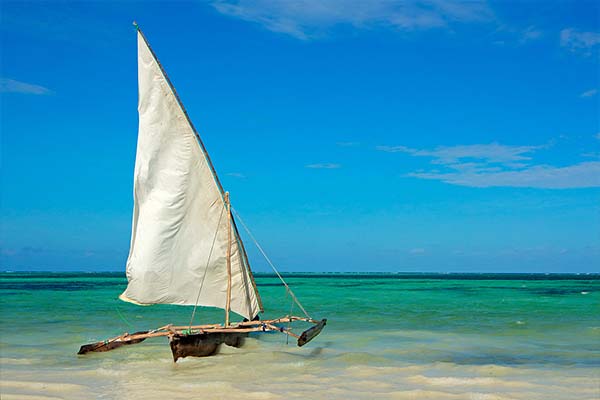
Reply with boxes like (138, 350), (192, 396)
(78, 24), (326, 361)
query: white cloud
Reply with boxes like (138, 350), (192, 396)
(409, 161), (600, 189)
(376, 142), (543, 164)
(582, 152), (600, 159)
(211, 0), (493, 39)
(376, 145), (414, 153)
(305, 163), (341, 169)
(519, 26), (542, 44)
(560, 28), (600, 56)
(379, 142), (600, 189)
(337, 141), (360, 147)
(580, 89), (598, 98)
(490, 24), (544, 47)
(0, 78), (51, 95)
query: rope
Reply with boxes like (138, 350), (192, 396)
(188, 203), (226, 330)
(115, 305), (135, 331)
(231, 207), (311, 319)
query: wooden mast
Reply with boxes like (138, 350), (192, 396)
(225, 192), (232, 326)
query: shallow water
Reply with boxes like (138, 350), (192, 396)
(1, 272), (599, 399)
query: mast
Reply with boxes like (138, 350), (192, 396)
(225, 192), (232, 326)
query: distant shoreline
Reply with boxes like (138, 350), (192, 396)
(1, 271), (599, 280)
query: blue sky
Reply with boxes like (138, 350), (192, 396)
(1, 0), (599, 272)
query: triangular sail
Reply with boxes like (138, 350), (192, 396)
(119, 31), (262, 320)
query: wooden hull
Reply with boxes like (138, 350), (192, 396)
(169, 332), (247, 361)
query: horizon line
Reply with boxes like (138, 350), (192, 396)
(1, 270), (598, 275)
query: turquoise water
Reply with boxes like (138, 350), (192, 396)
(1, 272), (599, 399)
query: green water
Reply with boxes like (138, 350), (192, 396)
(1, 273), (599, 399)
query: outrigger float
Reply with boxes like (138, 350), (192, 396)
(78, 24), (326, 362)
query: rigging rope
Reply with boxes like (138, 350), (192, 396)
(188, 203), (226, 330)
(231, 207), (311, 319)
(115, 305), (135, 331)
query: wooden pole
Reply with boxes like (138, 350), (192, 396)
(225, 192), (232, 327)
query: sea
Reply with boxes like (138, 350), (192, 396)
(0, 272), (598, 400)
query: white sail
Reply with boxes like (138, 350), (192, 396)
(119, 31), (262, 320)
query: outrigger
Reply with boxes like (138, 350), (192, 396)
(79, 317), (327, 361)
